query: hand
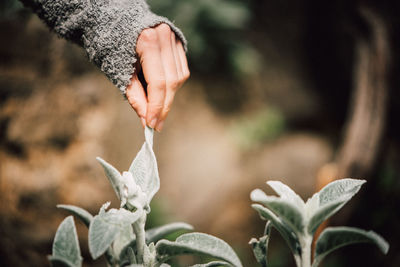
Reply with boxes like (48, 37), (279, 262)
(125, 23), (190, 132)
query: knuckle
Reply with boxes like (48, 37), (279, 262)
(139, 28), (158, 43)
(167, 79), (180, 90)
(184, 70), (190, 80)
(164, 104), (172, 114)
(127, 95), (138, 107)
(128, 97), (144, 115)
(181, 71), (190, 83)
(161, 108), (171, 120)
(157, 23), (171, 36)
(160, 105), (172, 119)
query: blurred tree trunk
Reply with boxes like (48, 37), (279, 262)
(314, 5), (390, 245)
(316, 5), (390, 188)
(336, 6), (390, 179)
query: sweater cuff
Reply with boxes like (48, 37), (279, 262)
(82, 2), (187, 95)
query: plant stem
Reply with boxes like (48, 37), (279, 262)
(300, 236), (313, 267)
(132, 214), (147, 264)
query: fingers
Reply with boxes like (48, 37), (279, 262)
(126, 73), (147, 128)
(155, 26), (180, 131)
(155, 38), (189, 131)
(135, 23), (190, 131)
(136, 28), (166, 129)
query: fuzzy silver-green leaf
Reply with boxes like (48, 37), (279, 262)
(89, 207), (142, 259)
(267, 181), (305, 211)
(249, 221), (272, 267)
(51, 216), (82, 267)
(156, 232), (242, 267)
(191, 261), (231, 267)
(251, 204), (301, 261)
(113, 224), (135, 259)
(96, 157), (123, 200)
(129, 127), (160, 206)
(251, 189), (304, 235)
(48, 255), (76, 267)
(307, 200), (344, 234)
(146, 222), (194, 244)
(57, 205), (93, 228)
(313, 226), (389, 267)
(318, 179), (366, 206)
(119, 222), (193, 263)
(307, 179), (366, 234)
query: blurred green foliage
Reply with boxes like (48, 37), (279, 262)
(146, 200), (169, 229)
(230, 107), (286, 150)
(148, 0), (260, 78)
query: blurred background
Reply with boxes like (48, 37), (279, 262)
(1, 0), (399, 266)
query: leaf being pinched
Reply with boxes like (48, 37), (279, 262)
(96, 127), (160, 211)
(129, 127), (160, 209)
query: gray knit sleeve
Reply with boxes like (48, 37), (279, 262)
(20, 0), (187, 94)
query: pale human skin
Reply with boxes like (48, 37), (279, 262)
(126, 23), (190, 132)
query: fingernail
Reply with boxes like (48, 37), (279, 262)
(149, 118), (158, 129)
(140, 117), (146, 128)
(155, 120), (164, 132)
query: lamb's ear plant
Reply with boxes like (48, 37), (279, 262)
(49, 126), (389, 267)
(250, 179), (389, 267)
(49, 127), (243, 267)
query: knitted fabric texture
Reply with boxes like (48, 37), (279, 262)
(20, 0), (187, 94)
